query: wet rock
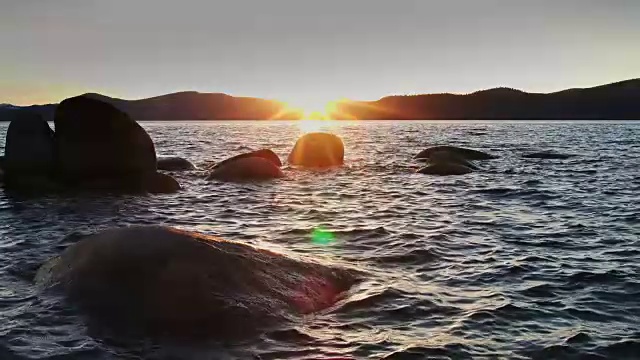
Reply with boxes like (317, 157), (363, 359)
(423, 150), (479, 170)
(53, 96), (157, 184)
(157, 157), (196, 171)
(144, 172), (181, 193)
(3, 112), (54, 176)
(207, 157), (284, 182)
(36, 226), (358, 338)
(415, 145), (496, 161)
(288, 132), (344, 168)
(417, 162), (474, 176)
(211, 149), (282, 170)
(523, 151), (575, 159)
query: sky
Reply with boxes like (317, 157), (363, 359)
(1, 0), (640, 109)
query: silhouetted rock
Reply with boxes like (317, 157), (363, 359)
(211, 149), (282, 170)
(53, 96), (161, 191)
(157, 157), (196, 171)
(144, 172), (181, 193)
(415, 146), (496, 161)
(523, 151), (575, 159)
(36, 226), (358, 338)
(207, 157), (284, 182)
(420, 150), (479, 170)
(288, 132), (345, 168)
(417, 163), (474, 176)
(2, 113), (55, 189)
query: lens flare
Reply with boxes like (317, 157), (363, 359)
(311, 227), (335, 245)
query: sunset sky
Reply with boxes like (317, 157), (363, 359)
(1, 0), (639, 108)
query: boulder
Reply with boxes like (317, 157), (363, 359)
(36, 226), (358, 337)
(424, 150), (479, 170)
(211, 149), (282, 170)
(288, 132), (344, 168)
(417, 162), (474, 176)
(415, 146), (496, 161)
(157, 157), (196, 171)
(144, 172), (181, 194)
(207, 156), (284, 182)
(53, 96), (157, 184)
(3, 112), (54, 176)
(523, 151), (575, 159)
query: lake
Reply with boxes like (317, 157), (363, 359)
(1, 120), (639, 359)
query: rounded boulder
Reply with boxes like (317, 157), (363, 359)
(288, 132), (344, 168)
(36, 226), (358, 337)
(207, 156), (284, 182)
(53, 96), (157, 183)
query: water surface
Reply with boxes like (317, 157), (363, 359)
(1, 120), (639, 359)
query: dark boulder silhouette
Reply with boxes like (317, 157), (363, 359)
(419, 150), (479, 170)
(415, 146), (496, 161)
(211, 149), (282, 170)
(157, 157), (196, 171)
(54, 96), (157, 182)
(207, 157), (284, 182)
(35, 226), (359, 338)
(417, 163), (474, 176)
(523, 151), (575, 159)
(51, 96), (178, 193)
(2, 112), (55, 189)
(288, 132), (345, 168)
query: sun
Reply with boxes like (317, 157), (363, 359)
(280, 97), (341, 120)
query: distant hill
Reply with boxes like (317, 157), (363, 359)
(1, 79), (639, 121)
(332, 79), (640, 120)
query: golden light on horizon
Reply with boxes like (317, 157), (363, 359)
(281, 97), (341, 120)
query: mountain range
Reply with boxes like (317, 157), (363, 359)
(1, 79), (639, 121)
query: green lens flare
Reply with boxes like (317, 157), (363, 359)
(311, 227), (335, 245)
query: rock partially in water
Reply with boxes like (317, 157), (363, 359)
(417, 162), (474, 176)
(415, 145), (497, 161)
(157, 156), (196, 171)
(207, 156), (284, 182)
(53, 96), (157, 185)
(52, 96), (179, 193)
(3, 112), (55, 185)
(36, 226), (358, 338)
(523, 151), (575, 159)
(288, 132), (344, 168)
(211, 149), (282, 170)
(423, 150), (479, 170)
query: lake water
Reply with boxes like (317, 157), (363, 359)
(1, 120), (639, 359)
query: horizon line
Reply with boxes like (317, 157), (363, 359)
(4, 77), (639, 107)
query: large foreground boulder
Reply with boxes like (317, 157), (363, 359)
(36, 226), (358, 337)
(415, 145), (496, 161)
(53, 96), (157, 184)
(288, 132), (344, 168)
(207, 156), (284, 182)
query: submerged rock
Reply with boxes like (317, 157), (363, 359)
(288, 132), (344, 168)
(207, 156), (284, 182)
(415, 145), (496, 161)
(417, 162), (474, 176)
(53, 96), (157, 184)
(157, 157), (196, 171)
(36, 226), (358, 338)
(211, 149), (282, 170)
(424, 150), (479, 170)
(523, 151), (575, 159)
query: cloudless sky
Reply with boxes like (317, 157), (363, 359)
(1, 0), (639, 108)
